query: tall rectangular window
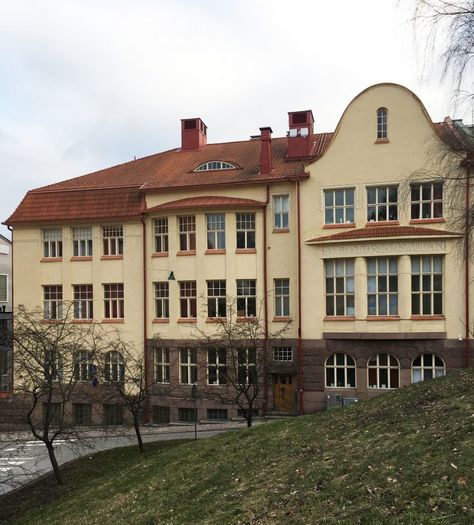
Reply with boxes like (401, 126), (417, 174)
(377, 108), (388, 139)
(102, 225), (123, 256)
(153, 348), (170, 383)
(154, 218), (169, 253)
(178, 216), (196, 252)
(367, 186), (398, 222)
(43, 285), (63, 319)
(74, 351), (95, 381)
(0, 275), (7, 302)
(42, 228), (62, 258)
(154, 282), (169, 319)
(103, 404), (123, 425)
(180, 348), (197, 384)
(207, 214), (225, 250)
(103, 283), (124, 319)
(73, 403), (91, 426)
(410, 183), (443, 220)
(73, 284), (93, 319)
(411, 256), (443, 315)
(207, 280), (226, 318)
(325, 259), (355, 316)
(238, 348), (257, 385)
(179, 281), (197, 318)
(208, 348), (227, 385)
(72, 226), (93, 257)
(274, 279), (290, 317)
(273, 195), (289, 230)
(367, 258), (398, 316)
(237, 279), (256, 317)
(324, 189), (355, 225)
(236, 213), (256, 249)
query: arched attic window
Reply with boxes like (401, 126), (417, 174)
(376, 107), (388, 140)
(194, 161), (237, 172)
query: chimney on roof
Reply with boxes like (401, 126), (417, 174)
(287, 110), (314, 158)
(181, 118), (207, 150)
(259, 127), (273, 175)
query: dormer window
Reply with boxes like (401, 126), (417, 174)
(376, 108), (388, 140)
(194, 161), (236, 172)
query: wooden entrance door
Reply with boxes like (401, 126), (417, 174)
(273, 375), (295, 412)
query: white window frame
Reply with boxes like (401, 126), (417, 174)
(325, 353), (356, 388)
(72, 226), (93, 257)
(102, 225), (123, 256)
(411, 354), (446, 383)
(366, 185), (398, 222)
(236, 279), (257, 318)
(206, 214), (226, 250)
(273, 195), (289, 230)
(194, 161), (236, 171)
(324, 259), (355, 317)
(367, 257), (398, 316)
(272, 347), (293, 361)
(207, 348), (227, 385)
(178, 216), (196, 252)
(42, 228), (63, 259)
(179, 348), (197, 384)
(154, 282), (169, 319)
(274, 279), (290, 317)
(103, 283), (124, 319)
(73, 284), (93, 320)
(74, 351), (96, 382)
(410, 182), (443, 220)
(238, 348), (257, 385)
(367, 353), (400, 389)
(179, 281), (197, 319)
(43, 285), (63, 320)
(323, 188), (355, 225)
(207, 280), (226, 318)
(376, 107), (388, 139)
(153, 348), (170, 384)
(104, 351), (125, 382)
(154, 218), (169, 254)
(236, 213), (256, 249)
(411, 256), (443, 315)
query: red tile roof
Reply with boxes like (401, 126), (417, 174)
(306, 225), (461, 243)
(147, 196), (266, 213)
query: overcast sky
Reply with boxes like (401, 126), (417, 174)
(0, 0), (463, 238)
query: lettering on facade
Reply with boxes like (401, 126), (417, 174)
(321, 240), (447, 258)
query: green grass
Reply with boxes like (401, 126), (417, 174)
(2, 369), (474, 525)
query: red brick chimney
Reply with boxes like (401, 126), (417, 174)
(181, 118), (207, 150)
(259, 127), (273, 175)
(287, 110), (314, 158)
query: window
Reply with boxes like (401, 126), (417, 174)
(367, 186), (398, 222)
(74, 351), (95, 382)
(272, 347), (293, 361)
(325, 259), (355, 316)
(73, 403), (91, 425)
(178, 407), (197, 422)
(104, 283), (124, 319)
(104, 351), (125, 382)
(102, 225), (123, 256)
(154, 282), (169, 319)
(325, 353), (356, 388)
(368, 353), (399, 389)
(238, 348), (257, 385)
(154, 218), (168, 253)
(411, 256), (443, 315)
(236, 213), (256, 249)
(324, 189), (355, 225)
(207, 280), (226, 318)
(154, 348), (170, 383)
(0, 346), (9, 392)
(42, 402), (62, 427)
(208, 348), (227, 385)
(376, 107), (388, 139)
(237, 279), (256, 317)
(152, 406), (170, 424)
(412, 354), (445, 383)
(410, 182), (443, 220)
(367, 257), (398, 316)
(43, 285), (63, 320)
(42, 228), (62, 258)
(73, 284), (93, 320)
(194, 161), (236, 171)
(179, 281), (197, 318)
(180, 348), (197, 384)
(273, 195), (289, 230)
(44, 350), (62, 382)
(103, 404), (123, 425)
(274, 279), (290, 317)
(207, 408), (228, 421)
(207, 214), (225, 250)
(0, 274), (7, 302)
(72, 226), (93, 257)
(178, 216), (196, 251)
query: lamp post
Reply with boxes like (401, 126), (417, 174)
(191, 382), (198, 440)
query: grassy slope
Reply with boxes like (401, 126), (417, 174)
(3, 369), (474, 525)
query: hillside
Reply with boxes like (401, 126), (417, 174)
(2, 369), (474, 525)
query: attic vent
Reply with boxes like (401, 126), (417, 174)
(194, 161), (237, 172)
(292, 112), (307, 125)
(184, 119), (197, 130)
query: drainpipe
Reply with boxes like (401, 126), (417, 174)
(465, 163), (471, 367)
(7, 225), (13, 396)
(296, 180), (304, 415)
(263, 184), (270, 416)
(141, 215), (150, 423)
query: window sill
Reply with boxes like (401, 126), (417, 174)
(374, 138), (390, 144)
(410, 315), (445, 320)
(365, 221), (399, 227)
(177, 318), (197, 323)
(102, 319), (125, 323)
(100, 255), (123, 260)
(40, 257), (62, 263)
(322, 223), (356, 229)
(409, 218), (445, 224)
(205, 249), (226, 255)
(324, 316), (356, 321)
(273, 316), (292, 323)
(177, 250), (196, 256)
(70, 256), (92, 261)
(152, 252), (169, 258)
(235, 248), (257, 254)
(272, 228), (290, 234)
(325, 386), (357, 389)
(71, 319), (94, 323)
(206, 317), (227, 323)
(237, 317), (258, 323)
(366, 315), (400, 321)
(368, 386), (397, 390)
(152, 318), (170, 323)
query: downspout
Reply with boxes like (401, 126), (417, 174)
(465, 164), (471, 367)
(7, 225), (13, 397)
(141, 215), (150, 423)
(263, 184), (270, 416)
(296, 180), (304, 415)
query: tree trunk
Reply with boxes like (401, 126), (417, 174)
(133, 413), (144, 453)
(46, 442), (63, 485)
(246, 407), (253, 428)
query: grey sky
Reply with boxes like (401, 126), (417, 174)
(0, 0), (462, 238)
